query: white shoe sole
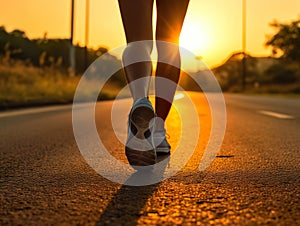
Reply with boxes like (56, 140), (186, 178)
(126, 106), (156, 169)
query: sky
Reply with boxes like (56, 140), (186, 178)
(1, 0), (300, 69)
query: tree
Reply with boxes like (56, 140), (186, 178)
(213, 52), (258, 91)
(266, 18), (300, 63)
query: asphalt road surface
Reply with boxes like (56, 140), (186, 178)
(1, 93), (299, 225)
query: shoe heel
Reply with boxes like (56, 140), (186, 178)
(126, 106), (156, 168)
(131, 106), (155, 139)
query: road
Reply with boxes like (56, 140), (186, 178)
(1, 93), (299, 225)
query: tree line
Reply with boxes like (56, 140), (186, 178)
(0, 26), (108, 73)
(213, 17), (300, 92)
(1, 16), (300, 93)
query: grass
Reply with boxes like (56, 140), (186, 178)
(1, 59), (299, 110)
(0, 60), (121, 110)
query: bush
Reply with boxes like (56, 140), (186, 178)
(265, 63), (297, 84)
(0, 60), (122, 109)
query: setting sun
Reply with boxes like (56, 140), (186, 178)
(1, 0), (300, 67)
(180, 21), (211, 55)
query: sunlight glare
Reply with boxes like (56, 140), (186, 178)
(180, 21), (211, 54)
(174, 93), (185, 100)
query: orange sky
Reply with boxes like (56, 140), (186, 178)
(1, 0), (300, 69)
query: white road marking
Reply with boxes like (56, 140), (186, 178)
(0, 105), (72, 118)
(0, 102), (103, 118)
(258, 110), (294, 119)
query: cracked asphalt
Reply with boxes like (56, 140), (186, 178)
(1, 93), (299, 225)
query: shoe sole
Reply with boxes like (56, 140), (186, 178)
(126, 106), (156, 168)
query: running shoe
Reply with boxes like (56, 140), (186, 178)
(125, 98), (156, 168)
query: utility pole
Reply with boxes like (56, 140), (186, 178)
(242, 0), (247, 91)
(70, 0), (76, 76)
(84, 0), (90, 70)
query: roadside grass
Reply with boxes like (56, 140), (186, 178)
(1, 60), (299, 110)
(0, 60), (122, 110)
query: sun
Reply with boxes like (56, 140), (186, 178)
(180, 21), (210, 54)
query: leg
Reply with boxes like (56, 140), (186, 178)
(155, 0), (189, 126)
(118, 0), (154, 101)
(119, 0), (157, 167)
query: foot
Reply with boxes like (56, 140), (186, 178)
(125, 98), (156, 168)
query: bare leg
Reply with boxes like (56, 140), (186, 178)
(118, 0), (154, 101)
(155, 0), (189, 128)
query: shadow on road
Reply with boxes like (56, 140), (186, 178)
(96, 154), (170, 225)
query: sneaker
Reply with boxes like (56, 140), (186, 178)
(125, 98), (156, 168)
(152, 129), (171, 155)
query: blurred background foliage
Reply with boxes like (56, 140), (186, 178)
(213, 18), (300, 93)
(0, 26), (126, 109)
(0, 17), (300, 109)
